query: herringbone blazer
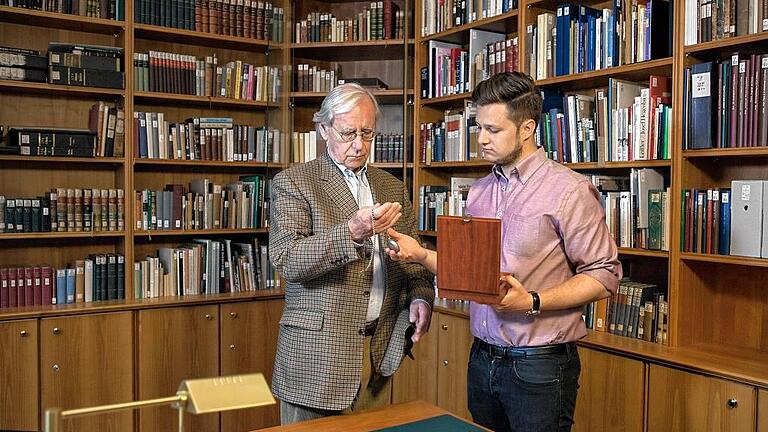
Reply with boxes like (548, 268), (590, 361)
(269, 152), (435, 411)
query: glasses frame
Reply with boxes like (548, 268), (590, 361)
(324, 123), (378, 143)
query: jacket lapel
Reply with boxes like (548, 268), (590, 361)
(319, 152), (360, 220)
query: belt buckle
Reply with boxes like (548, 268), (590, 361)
(489, 345), (506, 359)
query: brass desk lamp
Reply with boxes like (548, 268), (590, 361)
(44, 373), (275, 432)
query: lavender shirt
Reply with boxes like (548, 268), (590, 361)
(466, 147), (622, 347)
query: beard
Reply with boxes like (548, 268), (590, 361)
(493, 141), (524, 167)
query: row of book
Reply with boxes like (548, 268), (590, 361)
(590, 170), (670, 251)
(135, 177), (269, 231)
(0, 256), (126, 309)
(290, 131), (408, 164)
(294, 1), (402, 43)
(417, 178), (476, 231)
(527, 2), (671, 80)
(584, 278), (668, 345)
(0, 43), (124, 89)
(422, 31), (519, 100)
(294, 64), (339, 93)
(0, 0), (123, 20)
(538, 76), (672, 163)
(682, 181), (768, 258)
(134, 238), (277, 299)
(133, 113), (282, 163)
(88, 103), (126, 157)
(0, 189), (124, 234)
(684, 55), (768, 150)
(136, 0), (284, 43)
(419, 100), (479, 163)
(6, 127), (99, 158)
(684, 0), (768, 44)
(420, 0), (517, 37)
(133, 52), (280, 101)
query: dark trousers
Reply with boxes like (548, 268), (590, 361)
(467, 338), (581, 432)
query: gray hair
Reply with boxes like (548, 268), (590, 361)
(313, 83), (381, 133)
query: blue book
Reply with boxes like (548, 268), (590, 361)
(690, 62), (716, 149)
(56, 268), (66, 305)
(66, 268), (75, 304)
(719, 189), (731, 255)
(138, 112), (149, 158)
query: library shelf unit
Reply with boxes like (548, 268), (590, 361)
(0, 1), (290, 431)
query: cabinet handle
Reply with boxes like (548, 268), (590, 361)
(443, 360), (449, 366)
(19, 330), (28, 337)
(441, 324), (448, 330)
(205, 314), (214, 320)
(52, 364), (60, 372)
(229, 312), (238, 319)
(52, 327), (60, 335)
(727, 399), (738, 409)
(229, 344), (236, 351)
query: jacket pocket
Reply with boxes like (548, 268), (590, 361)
(279, 309), (324, 331)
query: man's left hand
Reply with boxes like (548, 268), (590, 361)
(493, 274), (533, 313)
(409, 301), (431, 342)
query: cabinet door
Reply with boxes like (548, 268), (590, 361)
(0, 319), (38, 431)
(648, 365), (755, 432)
(573, 347), (644, 432)
(40, 312), (134, 432)
(392, 311), (438, 405)
(437, 313), (473, 420)
(220, 299), (282, 431)
(759, 389), (768, 432)
(138, 304), (219, 432)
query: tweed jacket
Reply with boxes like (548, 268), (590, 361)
(269, 152), (435, 411)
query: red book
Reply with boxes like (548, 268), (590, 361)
(8, 268), (17, 307)
(0, 268), (8, 308)
(24, 267), (34, 306)
(33, 266), (42, 306)
(42, 266), (53, 306)
(648, 75), (671, 159)
(15, 267), (25, 307)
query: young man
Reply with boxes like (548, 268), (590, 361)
(269, 83), (434, 425)
(387, 72), (621, 431)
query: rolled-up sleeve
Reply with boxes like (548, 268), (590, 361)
(557, 180), (622, 295)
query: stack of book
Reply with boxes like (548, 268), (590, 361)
(8, 127), (97, 157)
(0, 46), (47, 83)
(47, 43), (124, 89)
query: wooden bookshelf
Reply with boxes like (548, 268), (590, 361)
(679, 252), (768, 268)
(535, 57), (674, 91)
(617, 247), (669, 258)
(0, 156), (125, 165)
(420, 160), (492, 168)
(0, 5), (125, 33)
(682, 147), (768, 158)
(133, 159), (271, 168)
(133, 91), (279, 108)
(564, 159), (672, 170)
(684, 31), (768, 56)
(134, 23), (272, 51)
(0, 79), (125, 98)
(291, 39), (412, 60)
(420, 10), (519, 44)
(420, 92), (472, 108)
(0, 231), (126, 241)
(134, 228), (269, 237)
(292, 89), (412, 104)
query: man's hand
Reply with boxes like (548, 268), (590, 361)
(348, 202), (402, 243)
(409, 301), (432, 342)
(493, 274), (533, 313)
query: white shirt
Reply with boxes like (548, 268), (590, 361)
(330, 154), (385, 322)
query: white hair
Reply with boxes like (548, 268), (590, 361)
(313, 83), (381, 134)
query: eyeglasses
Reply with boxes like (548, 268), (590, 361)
(325, 124), (377, 142)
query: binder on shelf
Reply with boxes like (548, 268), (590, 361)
(436, 215), (501, 303)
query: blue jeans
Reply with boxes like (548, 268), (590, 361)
(467, 339), (581, 432)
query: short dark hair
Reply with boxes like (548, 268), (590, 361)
(471, 72), (542, 127)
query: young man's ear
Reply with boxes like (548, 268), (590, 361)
(519, 118), (537, 142)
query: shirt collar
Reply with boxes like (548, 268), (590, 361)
(492, 147), (547, 185)
(328, 150), (368, 179)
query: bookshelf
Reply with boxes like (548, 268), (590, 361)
(0, 1), (289, 430)
(288, 0), (414, 181)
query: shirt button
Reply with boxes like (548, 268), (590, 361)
(482, 320), (487, 327)
(501, 187), (506, 191)
(496, 211), (503, 217)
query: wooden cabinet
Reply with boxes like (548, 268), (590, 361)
(0, 319), (38, 431)
(219, 299), (283, 431)
(648, 364), (756, 432)
(436, 313), (473, 420)
(392, 314), (438, 406)
(138, 304), (220, 432)
(40, 312), (134, 432)
(573, 347), (645, 432)
(759, 389), (768, 432)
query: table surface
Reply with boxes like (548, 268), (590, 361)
(256, 400), (488, 432)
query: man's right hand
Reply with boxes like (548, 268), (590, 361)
(348, 202), (402, 243)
